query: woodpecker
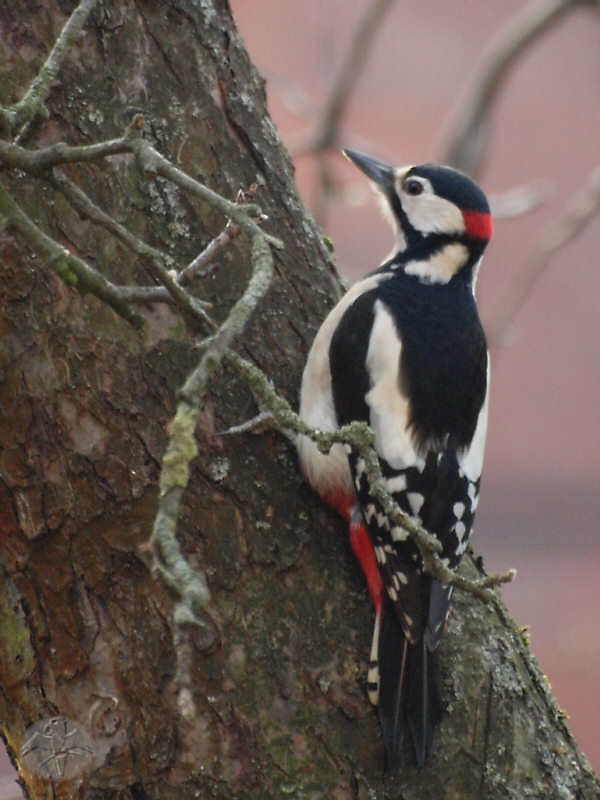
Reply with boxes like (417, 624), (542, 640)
(297, 149), (492, 767)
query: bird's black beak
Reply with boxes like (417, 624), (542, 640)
(344, 149), (395, 193)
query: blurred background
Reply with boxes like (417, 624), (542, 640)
(1, 1), (597, 795)
(230, 0), (600, 771)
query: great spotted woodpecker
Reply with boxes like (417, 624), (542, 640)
(297, 150), (493, 766)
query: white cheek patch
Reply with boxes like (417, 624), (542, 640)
(458, 356), (490, 482)
(403, 191), (466, 236)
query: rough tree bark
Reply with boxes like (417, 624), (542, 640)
(0, 2), (598, 799)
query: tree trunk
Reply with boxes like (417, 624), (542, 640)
(0, 1), (598, 798)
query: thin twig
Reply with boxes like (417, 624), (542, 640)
(442, 0), (584, 175)
(150, 234), (276, 708)
(0, 113), (281, 325)
(50, 165), (215, 328)
(0, 0), (98, 137)
(485, 166), (600, 345)
(289, 0), (395, 224)
(311, 0), (395, 154)
(51, 168), (173, 272)
(151, 237), (275, 546)
(178, 221), (241, 285)
(0, 129), (137, 173)
(224, 350), (515, 603)
(0, 178), (144, 328)
(217, 410), (278, 437)
(0, 116), (282, 250)
(178, 236), (274, 405)
(489, 178), (554, 220)
(112, 285), (172, 304)
(131, 139), (283, 249)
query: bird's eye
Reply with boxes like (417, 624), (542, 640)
(404, 178), (424, 196)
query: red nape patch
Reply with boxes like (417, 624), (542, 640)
(462, 210), (493, 241)
(349, 520), (384, 614)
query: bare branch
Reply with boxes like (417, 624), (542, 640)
(131, 139), (283, 249)
(486, 165), (600, 345)
(310, 0), (395, 154)
(113, 285), (173, 304)
(176, 190), (254, 286)
(287, 0), (395, 225)
(0, 177), (144, 328)
(0, 128), (136, 173)
(51, 168), (174, 271)
(178, 221), (241, 286)
(151, 237), (275, 525)
(489, 178), (554, 219)
(52, 168), (258, 311)
(217, 410), (280, 438)
(1, 123), (281, 250)
(0, 111), (281, 338)
(224, 350), (515, 603)
(0, 0), (98, 137)
(46, 147), (219, 329)
(442, 0), (585, 175)
(151, 233), (276, 707)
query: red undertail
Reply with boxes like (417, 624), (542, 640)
(317, 487), (384, 615)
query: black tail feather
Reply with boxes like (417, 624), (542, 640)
(406, 636), (442, 766)
(377, 611), (442, 767)
(377, 613), (408, 763)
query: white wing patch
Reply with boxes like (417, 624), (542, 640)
(385, 474), (407, 493)
(391, 526), (409, 543)
(406, 492), (425, 515)
(457, 355), (490, 482)
(364, 300), (423, 471)
(298, 273), (392, 496)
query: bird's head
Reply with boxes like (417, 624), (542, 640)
(344, 149), (493, 284)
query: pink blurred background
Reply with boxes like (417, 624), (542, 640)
(1, 1), (598, 795)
